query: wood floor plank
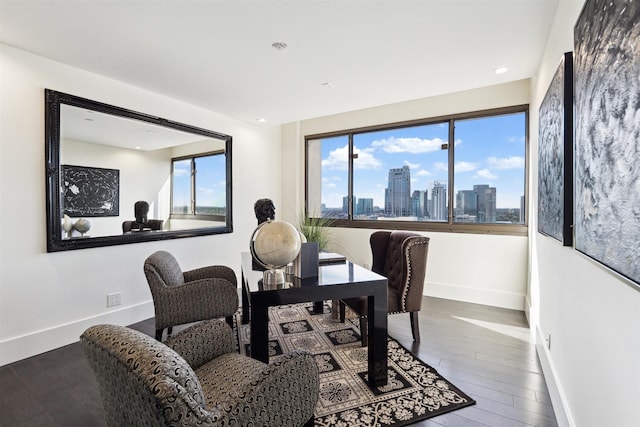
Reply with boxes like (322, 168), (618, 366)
(0, 296), (557, 426)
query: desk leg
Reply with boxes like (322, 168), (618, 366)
(241, 271), (250, 324)
(368, 288), (388, 387)
(313, 301), (323, 314)
(249, 301), (269, 363)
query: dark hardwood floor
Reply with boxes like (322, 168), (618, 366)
(0, 296), (557, 426)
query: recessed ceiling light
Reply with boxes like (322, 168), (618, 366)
(145, 130), (156, 134)
(257, 118), (267, 123)
(495, 67), (508, 74)
(135, 146), (142, 150)
(271, 42), (287, 50)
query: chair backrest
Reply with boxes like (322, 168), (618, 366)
(370, 230), (430, 312)
(144, 250), (185, 290)
(80, 324), (214, 426)
(123, 219), (164, 233)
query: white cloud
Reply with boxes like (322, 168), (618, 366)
(487, 156), (524, 169)
(404, 160), (420, 169)
(416, 169), (432, 176)
(433, 162), (448, 172)
(474, 169), (497, 180)
(322, 144), (382, 171)
(371, 136), (445, 154)
(508, 136), (525, 144)
(173, 167), (189, 177)
(455, 161), (477, 172)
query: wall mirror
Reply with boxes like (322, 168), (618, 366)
(45, 89), (233, 252)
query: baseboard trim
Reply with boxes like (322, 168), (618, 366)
(0, 301), (154, 366)
(424, 280), (525, 311)
(535, 326), (573, 427)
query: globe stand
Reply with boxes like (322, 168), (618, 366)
(249, 219), (302, 290)
(263, 268), (285, 287)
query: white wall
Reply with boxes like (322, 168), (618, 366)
(62, 139), (172, 236)
(281, 80), (530, 311)
(0, 44), (282, 366)
(529, 1), (640, 426)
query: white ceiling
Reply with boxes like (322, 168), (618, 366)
(0, 0), (559, 126)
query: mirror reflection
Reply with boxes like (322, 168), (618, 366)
(46, 90), (233, 252)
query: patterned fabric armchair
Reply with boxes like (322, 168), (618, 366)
(144, 250), (239, 340)
(80, 320), (319, 427)
(340, 230), (430, 346)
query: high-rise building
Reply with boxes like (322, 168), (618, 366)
(356, 198), (373, 216)
(474, 184), (497, 223)
(520, 195), (526, 223)
(385, 166), (411, 216)
(455, 189), (477, 222)
(342, 196), (355, 214)
(456, 190), (477, 215)
(431, 181), (447, 221)
(410, 190), (426, 217)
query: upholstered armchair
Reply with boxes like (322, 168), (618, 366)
(122, 219), (164, 233)
(80, 320), (319, 427)
(144, 250), (239, 340)
(340, 230), (430, 346)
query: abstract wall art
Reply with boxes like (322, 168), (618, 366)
(538, 51), (573, 246)
(574, 0), (640, 286)
(62, 165), (120, 217)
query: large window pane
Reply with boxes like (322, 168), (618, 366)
(353, 123), (449, 222)
(194, 154), (226, 216)
(172, 159), (191, 214)
(307, 136), (349, 218)
(305, 105), (528, 235)
(453, 112), (526, 224)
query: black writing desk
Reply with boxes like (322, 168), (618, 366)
(240, 252), (388, 386)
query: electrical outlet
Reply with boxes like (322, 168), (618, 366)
(107, 292), (122, 307)
(545, 332), (551, 350)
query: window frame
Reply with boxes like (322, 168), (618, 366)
(304, 104), (529, 236)
(170, 149), (227, 222)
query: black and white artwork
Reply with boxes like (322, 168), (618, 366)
(62, 165), (119, 217)
(574, 0), (640, 285)
(538, 52), (573, 246)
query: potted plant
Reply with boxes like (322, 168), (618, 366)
(298, 211), (334, 251)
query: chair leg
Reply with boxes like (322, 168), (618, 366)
(225, 315), (234, 330)
(339, 301), (346, 322)
(167, 326), (173, 337)
(359, 316), (368, 347)
(303, 416), (315, 427)
(155, 328), (163, 341)
(410, 311), (420, 342)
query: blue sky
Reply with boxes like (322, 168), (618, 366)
(173, 154), (227, 208)
(320, 112), (526, 210)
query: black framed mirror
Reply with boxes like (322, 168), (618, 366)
(45, 89), (233, 252)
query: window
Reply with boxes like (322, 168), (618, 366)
(305, 106), (528, 235)
(171, 151), (226, 219)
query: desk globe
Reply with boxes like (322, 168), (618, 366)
(250, 219), (302, 286)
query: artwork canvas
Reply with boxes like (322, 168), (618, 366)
(62, 165), (120, 217)
(538, 51), (573, 246)
(574, 0), (640, 285)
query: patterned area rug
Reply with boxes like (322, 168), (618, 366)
(236, 303), (475, 426)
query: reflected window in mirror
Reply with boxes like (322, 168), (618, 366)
(45, 89), (233, 252)
(170, 151), (226, 227)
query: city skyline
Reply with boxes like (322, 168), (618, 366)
(319, 112), (526, 211)
(327, 164), (519, 223)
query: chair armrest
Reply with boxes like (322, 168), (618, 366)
(184, 265), (237, 287)
(224, 350), (319, 425)
(165, 319), (235, 370)
(156, 278), (239, 327)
